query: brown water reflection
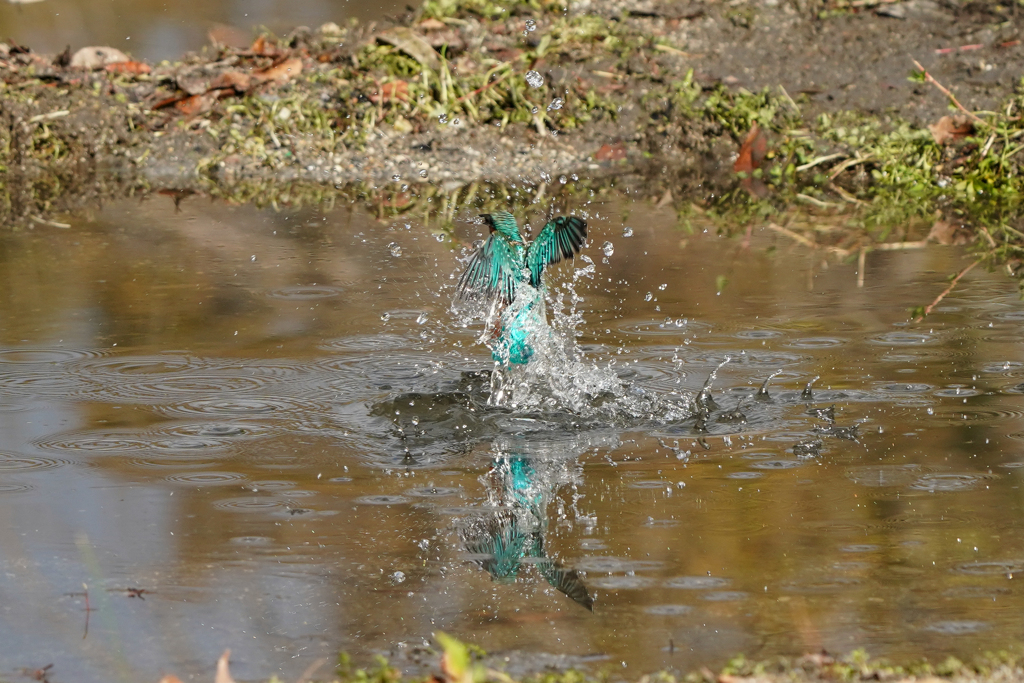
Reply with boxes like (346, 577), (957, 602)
(0, 0), (400, 62)
(1, 194), (1023, 682)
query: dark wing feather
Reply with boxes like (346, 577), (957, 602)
(525, 216), (587, 287)
(455, 234), (521, 306)
(539, 562), (594, 611)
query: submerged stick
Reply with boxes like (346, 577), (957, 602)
(913, 259), (980, 322)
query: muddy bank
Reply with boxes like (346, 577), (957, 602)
(3, 0), (1024, 294)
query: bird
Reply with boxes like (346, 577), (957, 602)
(454, 210), (587, 365)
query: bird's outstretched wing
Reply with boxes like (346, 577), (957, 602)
(525, 215), (587, 287)
(455, 233), (521, 306)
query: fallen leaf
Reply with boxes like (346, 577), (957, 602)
(249, 35), (281, 57)
(369, 80), (409, 104)
(104, 60), (151, 75)
(174, 93), (217, 117)
(377, 27), (440, 70)
(70, 46), (130, 70)
(594, 142), (627, 161)
(733, 121), (767, 174)
(215, 650), (235, 683)
(253, 57), (302, 86)
(928, 115), (973, 145)
(208, 71), (252, 93)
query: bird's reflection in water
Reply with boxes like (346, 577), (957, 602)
(460, 436), (595, 611)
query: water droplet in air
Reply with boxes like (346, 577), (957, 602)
(623, 226), (634, 237)
(927, 407), (934, 415)
(659, 283), (668, 290)
(419, 169), (428, 178)
(559, 175), (567, 184)
(452, 118), (460, 125)
(391, 571), (406, 583)
(602, 241), (615, 257)
(435, 233), (445, 242)
(392, 174), (401, 181)
(380, 312), (391, 322)
(416, 313), (428, 325)
(524, 19), (537, 32)
(645, 292), (653, 302)
(525, 70), (544, 88)
(388, 242), (402, 257)
(438, 113), (448, 124)
(531, 106), (539, 114)
(547, 97), (564, 111)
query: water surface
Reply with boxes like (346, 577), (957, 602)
(0, 195), (1022, 682)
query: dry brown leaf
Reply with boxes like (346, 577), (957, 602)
(174, 93), (217, 117)
(377, 27), (440, 70)
(249, 35), (281, 57)
(928, 115), (973, 145)
(733, 121), (768, 174)
(215, 650), (235, 683)
(253, 57), (303, 86)
(208, 71), (252, 93)
(594, 142), (627, 161)
(104, 60), (151, 75)
(369, 80), (409, 104)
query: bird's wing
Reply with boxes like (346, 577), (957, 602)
(525, 215), (587, 288)
(487, 210), (521, 239)
(455, 233), (522, 306)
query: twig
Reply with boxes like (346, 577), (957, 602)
(654, 44), (699, 57)
(456, 67), (511, 103)
(857, 247), (867, 288)
(828, 154), (874, 180)
(873, 240), (928, 250)
(766, 221), (816, 248)
(913, 259), (980, 322)
(795, 152), (846, 173)
(912, 59), (984, 125)
(796, 193), (842, 209)
(979, 225), (997, 249)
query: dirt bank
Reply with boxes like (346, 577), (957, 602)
(3, 0), (1024, 298)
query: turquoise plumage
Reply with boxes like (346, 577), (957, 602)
(455, 211), (587, 364)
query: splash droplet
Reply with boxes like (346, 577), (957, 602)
(525, 70), (544, 88)
(416, 313), (429, 325)
(419, 169), (428, 178)
(388, 242), (402, 257)
(623, 226), (634, 237)
(645, 292), (653, 302)
(547, 97), (564, 111)
(438, 113), (448, 124)
(602, 241), (615, 257)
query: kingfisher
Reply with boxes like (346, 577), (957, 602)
(454, 211), (587, 365)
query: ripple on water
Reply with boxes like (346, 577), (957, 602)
(319, 334), (414, 353)
(727, 471), (763, 480)
(875, 382), (933, 395)
(250, 480), (296, 490)
(750, 459), (803, 470)
(0, 347), (107, 364)
(159, 396), (328, 417)
(645, 604), (693, 616)
(35, 430), (236, 456)
(618, 319), (712, 336)
(0, 372), (93, 399)
(0, 452), (74, 471)
(846, 464), (923, 487)
(0, 482), (34, 494)
(88, 375), (269, 404)
(629, 480), (671, 489)
(355, 495), (412, 505)
(229, 536), (274, 545)
(869, 331), (938, 346)
(590, 576), (657, 589)
(840, 544), (881, 553)
(666, 576), (730, 589)
(165, 472), (248, 486)
(214, 497), (290, 513)
(159, 421), (280, 441)
(952, 560), (1024, 575)
(575, 557), (664, 573)
(925, 405), (1024, 424)
(909, 473), (988, 492)
(406, 486), (462, 497)
(933, 386), (983, 398)
(785, 337), (847, 349)
(70, 354), (208, 376)
(267, 285), (344, 300)
(923, 620), (990, 635)
(734, 330), (783, 340)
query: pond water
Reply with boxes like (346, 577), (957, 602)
(1, 192), (1023, 682)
